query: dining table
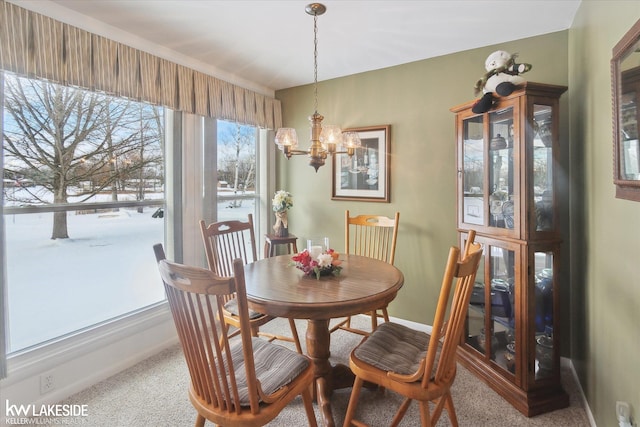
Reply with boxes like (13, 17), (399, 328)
(243, 253), (404, 427)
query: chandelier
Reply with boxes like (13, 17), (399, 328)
(274, 3), (361, 172)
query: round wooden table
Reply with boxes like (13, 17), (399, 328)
(243, 254), (404, 427)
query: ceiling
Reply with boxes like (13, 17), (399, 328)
(19, 1), (580, 95)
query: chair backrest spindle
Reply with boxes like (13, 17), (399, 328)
(200, 214), (258, 276)
(200, 215), (258, 304)
(345, 210), (399, 265)
(156, 255), (251, 413)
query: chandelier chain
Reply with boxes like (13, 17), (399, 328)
(313, 12), (319, 114)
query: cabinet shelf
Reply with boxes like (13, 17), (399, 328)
(452, 82), (569, 417)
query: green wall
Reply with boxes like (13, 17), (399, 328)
(570, 2), (640, 426)
(276, 3), (640, 424)
(276, 31), (569, 326)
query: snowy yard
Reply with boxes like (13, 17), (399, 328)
(4, 207), (165, 352)
(3, 195), (255, 353)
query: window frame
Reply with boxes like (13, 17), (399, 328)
(1, 73), (169, 355)
(1, 110), (272, 354)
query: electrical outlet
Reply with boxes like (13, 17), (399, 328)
(40, 371), (56, 395)
(617, 401), (633, 426)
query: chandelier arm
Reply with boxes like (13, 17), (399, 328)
(279, 146), (310, 159)
(334, 149), (356, 156)
(280, 148), (359, 160)
(289, 150), (311, 156)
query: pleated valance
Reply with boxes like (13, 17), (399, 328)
(0, 1), (282, 129)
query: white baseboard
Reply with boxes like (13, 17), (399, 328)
(387, 314), (432, 334)
(562, 358), (596, 427)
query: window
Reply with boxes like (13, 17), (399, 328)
(0, 0), (278, 385)
(216, 120), (258, 223)
(2, 73), (166, 353)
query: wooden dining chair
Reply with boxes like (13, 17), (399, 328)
(153, 245), (317, 427)
(199, 215), (303, 353)
(330, 210), (400, 336)
(342, 231), (482, 427)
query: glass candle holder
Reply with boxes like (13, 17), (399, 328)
(307, 237), (329, 259)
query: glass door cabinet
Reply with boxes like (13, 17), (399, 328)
(451, 83), (568, 416)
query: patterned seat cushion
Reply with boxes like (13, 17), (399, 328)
(354, 322), (437, 377)
(224, 297), (264, 320)
(229, 337), (309, 405)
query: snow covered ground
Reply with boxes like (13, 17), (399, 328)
(3, 191), (255, 353)
(4, 207), (165, 352)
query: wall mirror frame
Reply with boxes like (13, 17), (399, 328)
(612, 18), (640, 201)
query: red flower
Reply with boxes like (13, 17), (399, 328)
(291, 249), (342, 279)
(292, 250), (312, 264)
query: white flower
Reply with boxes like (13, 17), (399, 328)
(272, 190), (293, 212)
(317, 253), (333, 268)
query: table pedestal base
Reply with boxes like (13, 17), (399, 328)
(308, 320), (358, 426)
(306, 319), (377, 426)
(306, 320), (336, 426)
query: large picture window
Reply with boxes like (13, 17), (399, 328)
(0, 1), (275, 387)
(2, 73), (166, 352)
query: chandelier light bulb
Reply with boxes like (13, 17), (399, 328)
(321, 125), (343, 151)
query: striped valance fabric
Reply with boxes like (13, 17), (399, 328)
(0, 1), (281, 129)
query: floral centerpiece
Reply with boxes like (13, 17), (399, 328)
(292, 249), (342, 280)
(272, 190), (293, 237)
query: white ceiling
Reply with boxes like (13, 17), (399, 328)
(17, 1), (580, 95)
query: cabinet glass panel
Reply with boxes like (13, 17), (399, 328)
(532, 104), (554, 231)
(466, 247), (485, 355)
(534, 251), (554, 380)
(489, 108), (514, 229)
(466, 240), (516, 376)
(463, 115), (484, 225)
(489, 244), (515, 375)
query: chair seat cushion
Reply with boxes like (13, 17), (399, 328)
(230, 337), (309, 405)
(354, 322), (436, 376)
(224, 298), (264, 320)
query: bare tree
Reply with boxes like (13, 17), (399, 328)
(3, 75), (163, 239)
(217, 122), (256, 207)
(218, 122), (256, 188)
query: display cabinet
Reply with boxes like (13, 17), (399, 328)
(451, 83), (568, 416)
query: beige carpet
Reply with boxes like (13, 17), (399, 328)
(61, 317), (591, 426)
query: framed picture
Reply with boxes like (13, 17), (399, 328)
(332, 125), (390, 202)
